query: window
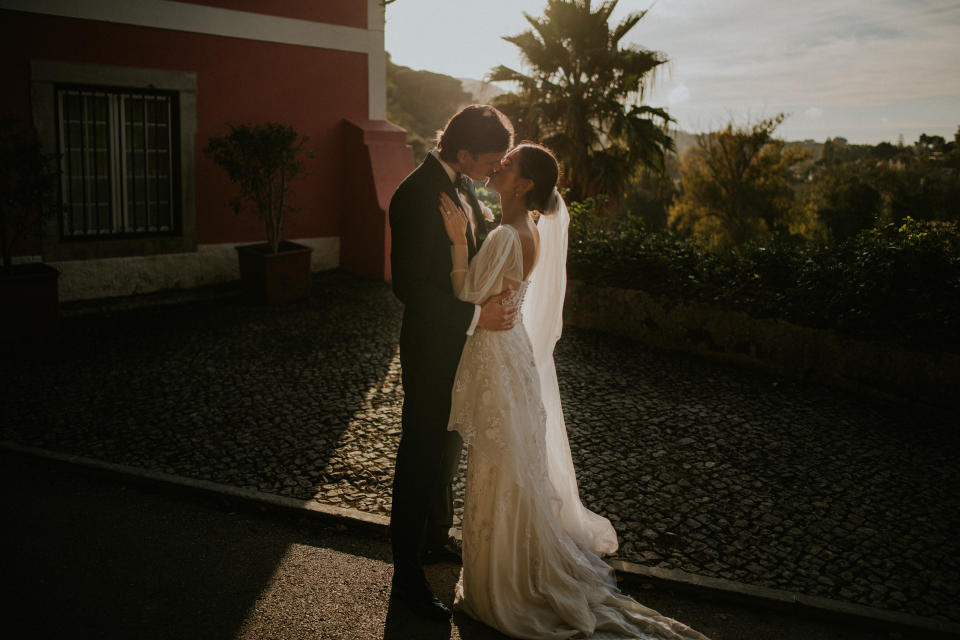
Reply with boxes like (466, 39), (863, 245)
(32, 61), (197, 261)
(57, 85), (180, 238)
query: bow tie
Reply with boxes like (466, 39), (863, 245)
(454, 173), (469, 194)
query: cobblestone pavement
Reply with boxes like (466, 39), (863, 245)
(2, 270), (958, 625)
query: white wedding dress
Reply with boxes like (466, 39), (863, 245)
(447, 196), (709, 640)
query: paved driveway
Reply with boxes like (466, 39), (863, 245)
(2, 450), (910, 640)
(2, 270), (957, 626)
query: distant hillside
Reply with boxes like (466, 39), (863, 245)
(672, 129), (700, 157)
(385, 67), (510, 159)
(673, 128), (822, 161)
(458, 78), (508, 105)
(386, 57), (471, 159)
(788, 138), (824, 162)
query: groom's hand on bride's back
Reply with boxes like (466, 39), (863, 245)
(478, 290), (517, 331)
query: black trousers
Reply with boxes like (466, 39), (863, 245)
(390, 368), (464, 579)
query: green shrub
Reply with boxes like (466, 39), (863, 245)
(568, 201), (960, 352)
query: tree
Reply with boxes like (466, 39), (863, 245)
(668, 114), (811, 250)
(0, 117), (59, 271)
(490, 0), (673, 203)
(819, 136), (874, 166)
(870, 141), (898, 161)
(204, 122), (311, 254)
(948, 126), (960, 169)
(881, 163), (960, 224)
(806, 166), (881, 241)
(917, 133), (946, 155)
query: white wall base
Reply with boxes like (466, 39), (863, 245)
(49, 237), (339, 302)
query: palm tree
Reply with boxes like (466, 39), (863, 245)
(490, 0), (673, 203)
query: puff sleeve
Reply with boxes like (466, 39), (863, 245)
(450, 226), (523, 305)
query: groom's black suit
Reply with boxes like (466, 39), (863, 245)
(389, 152), (483, 580)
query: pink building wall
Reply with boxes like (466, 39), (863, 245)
(0, 8), (368, 246)
(0, 0), (411, 293)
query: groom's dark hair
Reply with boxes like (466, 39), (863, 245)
(437, 105), (514, 163)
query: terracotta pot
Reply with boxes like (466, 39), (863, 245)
(0, 262), (60, 337)
(235, 241), (313, 304)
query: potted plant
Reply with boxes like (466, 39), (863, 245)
(204, 122), (314, 304)
(0, 117), (61, 338)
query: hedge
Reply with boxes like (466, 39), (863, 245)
(567, 201), (960, 353)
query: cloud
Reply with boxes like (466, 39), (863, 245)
(632, 0), (960, 140)
(385, 0), (960, 143)
(636, 0), (960, 108)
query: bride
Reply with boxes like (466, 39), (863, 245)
(438, 143), (709, 640)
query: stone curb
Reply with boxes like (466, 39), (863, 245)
(607, 560), (960, 637)
(0, 440), (389, 533)
(5, 440), (959, 638)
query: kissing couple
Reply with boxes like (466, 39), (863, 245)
(388, 105), (709, 640)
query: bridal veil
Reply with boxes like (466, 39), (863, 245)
(522, 191), (619, 556)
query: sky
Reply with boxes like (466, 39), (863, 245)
(384, 0), (960, 145)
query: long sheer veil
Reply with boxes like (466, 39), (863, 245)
(522, 190), (619, 555)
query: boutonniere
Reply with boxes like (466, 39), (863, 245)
(479, 202), (495, 224)
(476, 203), (495, 244)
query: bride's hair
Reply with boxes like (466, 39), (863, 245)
(516, 143), (560, 213)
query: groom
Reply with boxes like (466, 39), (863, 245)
(388, 105), (516, 620)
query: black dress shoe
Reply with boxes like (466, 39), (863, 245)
(421, 539), (462, 565)
(390, 576), (451, 622)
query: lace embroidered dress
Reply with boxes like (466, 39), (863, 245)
(447, 223), (709, 640)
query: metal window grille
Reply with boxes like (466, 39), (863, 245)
(57, 86), (179, 238)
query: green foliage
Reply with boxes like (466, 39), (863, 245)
(669, 115), (812, 250)
(386, 55), (472, 160)
(490, 0), (673, 202)
(802, 132), (960, 242)
(204, 122), (311, 254)
(880, 162), (960, 224)
(802, 164), (880, 241)
(569, 194), (708, 297)
(794, 219), (960, 349)
(819, 136), (873, 166)
(570, 202), (960, 352)
(473, 182), (502, 224)
(0, 117), (60, 270)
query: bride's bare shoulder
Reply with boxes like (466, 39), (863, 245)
(505, 220), (539, 279)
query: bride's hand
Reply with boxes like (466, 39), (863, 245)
(439, 192), (468, 246)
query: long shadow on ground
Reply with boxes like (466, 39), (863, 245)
(2, 271), (401, 506)
(1, 271), (402, 639)
(3, 450), (922, 640)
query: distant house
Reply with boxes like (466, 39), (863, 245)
(0, 0), (412, 301)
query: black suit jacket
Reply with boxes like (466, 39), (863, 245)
(389, 153), (484, 383)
